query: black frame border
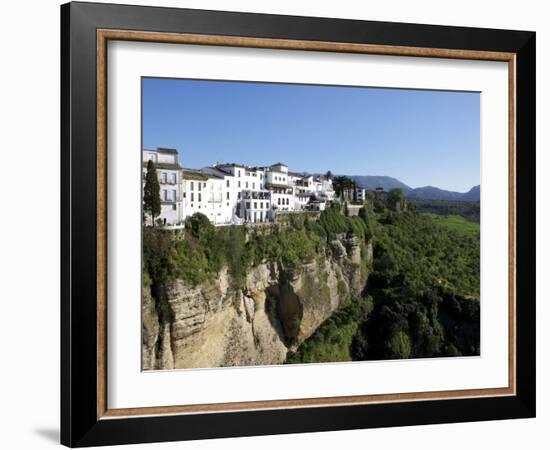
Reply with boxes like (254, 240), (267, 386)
(61, 2), (536, 447)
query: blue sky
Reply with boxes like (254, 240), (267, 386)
(143, 78), (480, 192)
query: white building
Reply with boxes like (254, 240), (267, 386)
(201, 166), (241, 224)
(143, 148), (337, 226)
(181, 167), (245, 225)
(211, 164), (270, 223)
(142, 148), (184, 225)
(240, 189), (272, 223)
(265, 163), (295, 212)
(356, 188), (366, 203)
(293, 174), (314, 209)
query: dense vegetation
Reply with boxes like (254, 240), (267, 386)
(423, 213), (480, 238)
(288, 207), (480, 363)
(143, 206), (372, 291)
(369, 211), (479, 297)
(354, 210), (480, 359)
(144, 200), (480, 364)
(286, 296), (373, 363)
(410, 199), (480, 222)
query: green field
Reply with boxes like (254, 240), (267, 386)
(423, 213), (480, 238)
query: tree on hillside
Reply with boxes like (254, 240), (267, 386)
(388, 188), (405, 210)
(143, 160), (161, 226)
(185, 212), (212, 239)
(352, 180), (358, 203)
(332, 176), (354, 199)
(325, 170), (333, 180)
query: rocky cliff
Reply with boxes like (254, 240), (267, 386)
(142, 234), (371, 370)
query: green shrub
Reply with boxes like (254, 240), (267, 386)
(185, 212), (212, 238)
(286, 296), (372, 364)
(350, 210), (480, 360)
(319, 206), (348, 238)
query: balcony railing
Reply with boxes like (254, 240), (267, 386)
(242, 190), (271, 200)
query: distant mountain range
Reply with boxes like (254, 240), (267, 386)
(349, 175), (480, 202)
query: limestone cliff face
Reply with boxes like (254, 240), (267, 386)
(142, 234), (372, 370)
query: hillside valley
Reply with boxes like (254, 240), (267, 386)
(143, 204), (480, 369)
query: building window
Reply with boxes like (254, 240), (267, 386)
(252, 182), (255, 189)
(260, 184), (263, 190)
(246, 202), (250, 210)
(286, 198), (289, 205)
(172, 204), (177, 210)
(198, 193), (202, 202)
(190, 181), (194, 190)
(161, 173), (167, 183)
(238, 181), (241, 188)
(246, 182), (249, 188)
(162, 189), (167, 201)
(237, 170), (241, 177)
(278, 198), (281, 205)
(172, 190), (177, 201)
(254, 202), (257, 209)
(260, 173), (263, 179)
(191, 193), (194, 201)
(226, 192), (229, 200)
(171, 173), (176, 184)
(226, 179), (230, 187)
(203, 182), (206, 188)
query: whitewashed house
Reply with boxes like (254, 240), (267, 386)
(143, 147), (338, 226)
(215, 164), (272, 223)
(201, 166), (241, 224)
(322, 178), (336, 201)
(142, 147), (184, 225)
(265, 163), (295, 213)
(292, 174), (313, 210)
(181, 169), (237, 225)
(240, 189), (272, 223)
(356, 188), (366, 203)
(180, 169), (206, 222)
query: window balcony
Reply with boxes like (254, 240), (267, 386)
(242, 190), (271, 200)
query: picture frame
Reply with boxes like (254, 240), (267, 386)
(60, 1), (536, 447)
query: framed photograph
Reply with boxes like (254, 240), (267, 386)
(61, 1), (536, 447)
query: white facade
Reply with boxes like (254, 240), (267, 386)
(142, 148), (184, 225)
(241, 190), (272, 223)
(181, 171), (236, 225)
(213, 164), (268, 223)
(265, 163), (296, 213)
(143, 148), (337, 226)
(202, 167), (240, 224)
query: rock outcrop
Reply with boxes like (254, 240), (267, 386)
(142, 234), (372, 370)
